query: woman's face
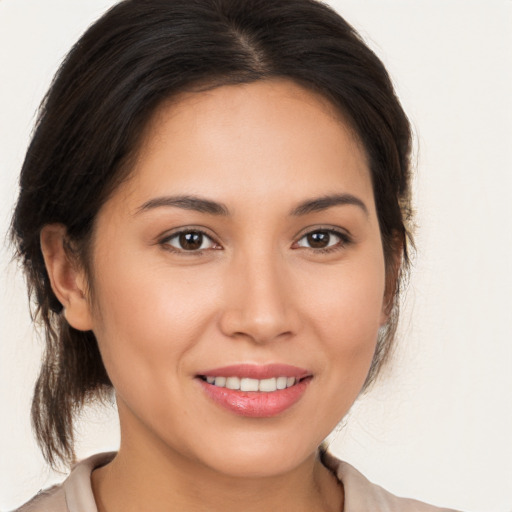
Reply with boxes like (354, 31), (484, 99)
(83, 80), (387, 477)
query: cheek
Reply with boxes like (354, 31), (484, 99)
(299, 251), (386, 378)
(305, 254), (385, 335)
(88, 252), (220, 395)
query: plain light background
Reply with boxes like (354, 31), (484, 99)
(1, 1), (511, 511)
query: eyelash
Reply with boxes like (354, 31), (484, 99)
(159, 227), (352, 255)
(160, 228), (219, 255)
(294, 228), (352, 254)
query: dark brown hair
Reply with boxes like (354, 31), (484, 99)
(10, 0), (413, 469)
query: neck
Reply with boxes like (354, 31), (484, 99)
(91, 426), (343, 512)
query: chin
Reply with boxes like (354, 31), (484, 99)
(187, 430), (322, 479)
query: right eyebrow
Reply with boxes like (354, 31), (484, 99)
(134, 195), (230, 216)
(290, 193), (369, 217)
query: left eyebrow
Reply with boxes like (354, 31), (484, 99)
(290, 194), (369, 217)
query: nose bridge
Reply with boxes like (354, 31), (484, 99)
(220, 242), (298, 343)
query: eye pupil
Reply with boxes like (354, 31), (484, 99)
(307, 231), (330, 248)
(179, 232), (203, 250)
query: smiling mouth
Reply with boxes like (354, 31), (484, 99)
(195, 364), (312, 416)
(197, 372), (312, 417)
(198, 375), (305, 392)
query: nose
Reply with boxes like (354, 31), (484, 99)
(218, 249), (301, 344)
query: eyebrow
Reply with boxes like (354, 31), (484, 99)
(135, 195), (229, 216)
(135, 192), (368, 217)
(290, 194), (368, 217)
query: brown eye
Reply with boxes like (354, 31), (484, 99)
(306, 231), (331, 248)
(296, 229), (346, 251)
(164, 230), (216, 251)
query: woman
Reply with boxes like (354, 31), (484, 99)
(8, 0), (459, 510)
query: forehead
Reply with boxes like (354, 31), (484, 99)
(143, 78), (364, 160)
(109, 79), (374, 215)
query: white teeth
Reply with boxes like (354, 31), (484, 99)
(225, 376), (240, 390)
(205, 375), (299, 391)
(240, 378), (259, 391)
(259, 377), (277, 392)
(214, 376), (226, 387)
(276, 376), (287, 390)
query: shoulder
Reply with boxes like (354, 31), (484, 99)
(322, 452), (461, 512)
(11, 452), (115, 512)
(13, 485), (66, 512)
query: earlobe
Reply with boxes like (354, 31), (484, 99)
(380, 238), (403, 326)
(40, 224), (93, 331)
(380, 296), (392, 326)
(380, 274), (396, 326)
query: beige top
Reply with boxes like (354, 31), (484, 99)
(15, 452), (460, 512)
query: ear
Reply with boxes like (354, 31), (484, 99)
(40, 224), (94, 331)
(380, 236), (403, 326)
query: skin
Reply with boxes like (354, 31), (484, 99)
(41, 79), (390, 512)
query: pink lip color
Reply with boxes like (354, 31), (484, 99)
(197, 363), (310, 380)
(196, 364), (311, 418)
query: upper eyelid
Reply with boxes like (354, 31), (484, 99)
(293, 225), (352, 241)
(157, 225), (352, 248)
(291, 229), (353, 257)
(298, 228), (347, 240)
(158, 227), (221, 252)
(159, 226), (217, 242)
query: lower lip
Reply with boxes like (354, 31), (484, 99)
(198, 378), (311, 418)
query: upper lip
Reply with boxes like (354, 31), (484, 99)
(196, 363), (311, 380)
